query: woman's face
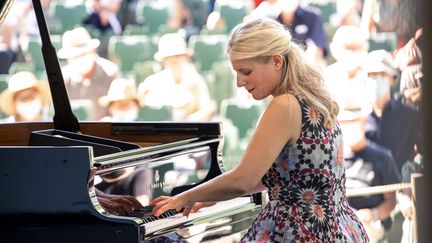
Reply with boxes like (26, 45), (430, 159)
(231, 56), (282, 100)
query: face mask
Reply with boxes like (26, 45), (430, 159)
(111, 108), (139, 122)
(15, 99), (43, 120)
(373, 77), (390, 99)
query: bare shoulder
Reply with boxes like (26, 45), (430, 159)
(267, 93), (301, 116)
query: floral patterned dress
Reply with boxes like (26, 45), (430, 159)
(241, 95), (369, 243)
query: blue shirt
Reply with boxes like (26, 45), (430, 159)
(277, 6), (328, 56)
(345, 141), (401, 210)
(365, 98), (421, 172)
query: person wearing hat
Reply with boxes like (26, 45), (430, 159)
(324, 25), (370, 114)
(58, 26), (119, 121)
(99, 78), (142, 122)
(138, 33), (215, 122)
(338, 93), (400, 243)
(363, 50), (422, 173)
(0, 71), (50, 122)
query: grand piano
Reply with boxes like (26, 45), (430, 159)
(0, 0), (262, 242)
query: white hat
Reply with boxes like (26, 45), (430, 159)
(57, 27), (100, 59)
(330, 26), (368, 61)
(0, 72), (51, 115)
(154, 33), (191, 61)
(98, 78), (142, 107)
(364, 50), (397, 75)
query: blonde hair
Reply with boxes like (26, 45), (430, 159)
(227, 18), (339, 129)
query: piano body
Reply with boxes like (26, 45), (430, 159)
(0, 122), (261, 243)
(0, 0), (261, 242)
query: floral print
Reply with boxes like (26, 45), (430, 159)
(241, 95), (369, 243)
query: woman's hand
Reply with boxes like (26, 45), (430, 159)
(96, 189), (144, 216)
(150, 195), (192, 217)
(182, 202), (217, 216)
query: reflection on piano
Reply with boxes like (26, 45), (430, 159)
(0, 0), (262, 242)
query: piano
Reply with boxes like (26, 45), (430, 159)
(0, 0), (262, 242)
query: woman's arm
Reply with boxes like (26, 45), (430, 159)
(151, 94), (301, 216)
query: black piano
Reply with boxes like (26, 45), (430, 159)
(0, 0), (261, 242)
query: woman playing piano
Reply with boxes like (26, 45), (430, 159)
(151, 18), (370, 242)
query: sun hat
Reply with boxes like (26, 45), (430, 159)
(364, 50), (398, 76)
(330, 25), (369, 62)
(0, 71), (51, 115)
(98, 78), (142, 107)
(153, 33), (192, 61)
(57, 27), (100, 59)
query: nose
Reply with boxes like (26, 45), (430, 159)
(236, 77), (246, 87)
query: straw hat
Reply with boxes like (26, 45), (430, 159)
(330, 26), (368, 61)
(98, 78), (142, 107)
(57, 27), (100, 59)
(154, 33), (192, 61)
(0, 71), (51, 115)
(364, 50), (398, 76)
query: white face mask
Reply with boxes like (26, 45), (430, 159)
(111, 108), (139, 122)
(15, 99), (43, 121)
(373, 77), (390, 99)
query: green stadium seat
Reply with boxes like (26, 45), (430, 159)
(368, 32), (398, 52)
(219, 99), (264, 140)
(135, 1), (171, 35)
(206, 60), (236, 112)
(132, 60), (162, 85)
(70, 99), (93, 121)
(138, 105), (172, 121)
(309, 1), (337, 24)
(49, 2), (87, 34)
(188, 34), (228, 72)
(108, 35), (153, 74)
(218, 2), (250, 33)
(183, 0), (209, 29)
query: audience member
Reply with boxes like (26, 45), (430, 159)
(99, 78), (142, 122)
(339, 106), (400, 242)
(138, 33), (215, 122)
(84, 0), (122, 35)
(0, 71), (51, 122)
(324, 25), (370, 114)
(275, 0), (328, 64)
(58, 27), (120, 121)
(363, 50), (421, 172)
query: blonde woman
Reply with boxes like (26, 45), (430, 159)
(151, 18), (369, 242)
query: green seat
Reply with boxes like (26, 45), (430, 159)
(219, 99), (264, 140)
(138, 105), (172, 121)
(309, 1), (337, 24)
(135, 1), (171, 35)
(49, 2), (87, 34)
(25, 36), (62, 75)
(368, 32), (398, 52)
(70, 99), (93, 121)
(218, 3), (250, 33)
(108, 35), (153, 74)
(206, 60), (236, 112)
(189, 34), (228, 72)
(133, 60), (162, 85)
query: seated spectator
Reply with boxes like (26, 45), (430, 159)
(275, 0), (328, 64)
(324, 25), (370, 114)
(339, 105), (400, 243)
(138, 33), (215, 122)
(84, 0), (122, 35)
(363, 50), (421, 172)
(0, 71), (51, 122)
(58, 27), (120, 121)
(99, 78), (141, 122)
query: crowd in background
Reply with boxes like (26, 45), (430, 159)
(0, 0), (424, 242)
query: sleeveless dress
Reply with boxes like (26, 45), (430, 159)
(241, 95), (369, 242)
